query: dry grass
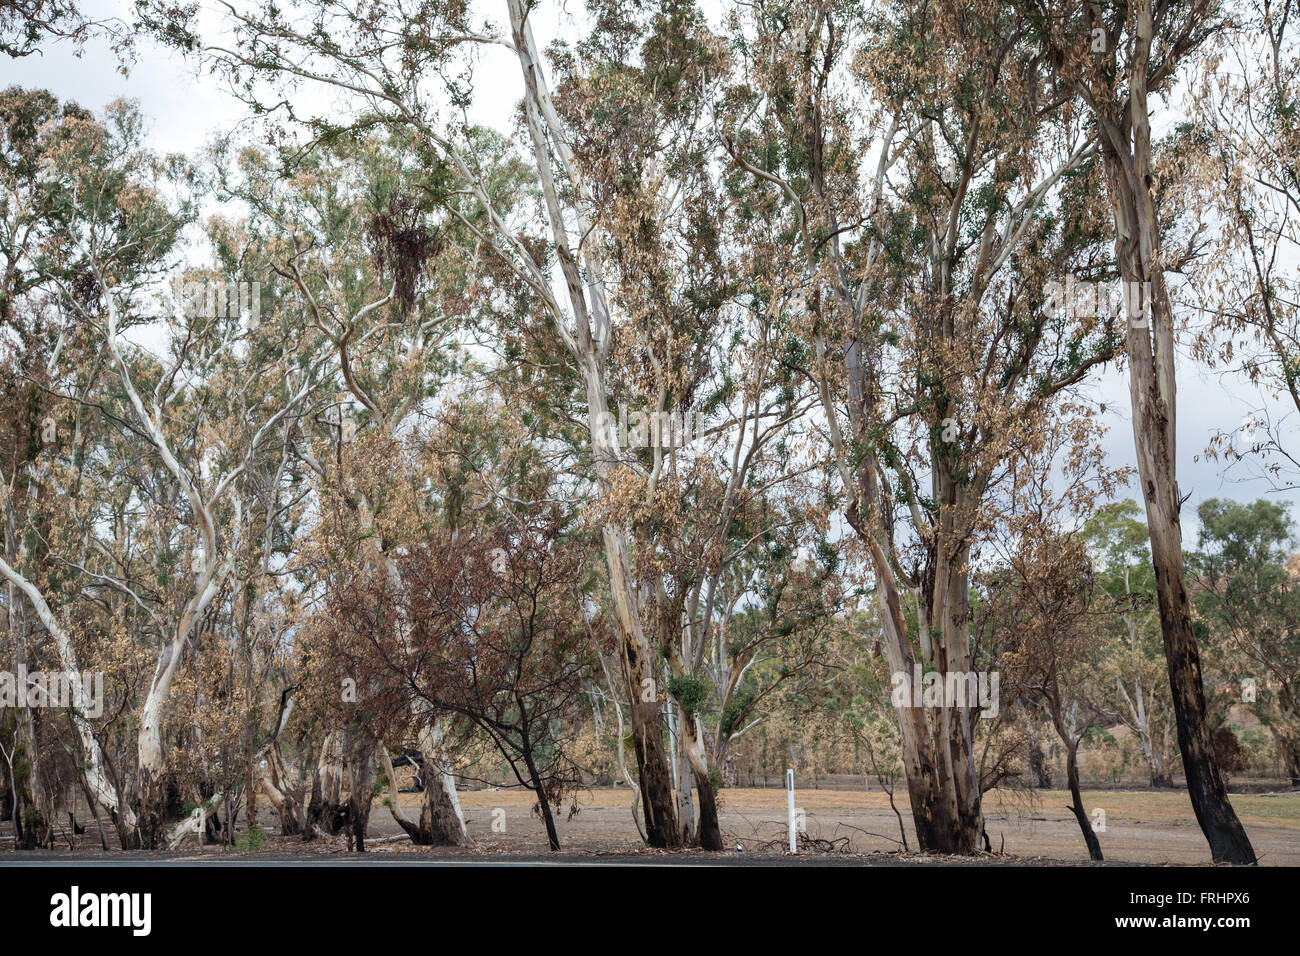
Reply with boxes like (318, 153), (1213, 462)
(444, 786), (1300, 830)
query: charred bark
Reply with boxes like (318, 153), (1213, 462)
(1064, 741), (1103, 861)
(1088, 0), (1256, 867)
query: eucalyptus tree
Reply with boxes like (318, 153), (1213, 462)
(6, 97), (326, 846)
(223, 128), (491, 846)
(0, 94), (185, 846)
(171, 0), (830, 848)
(0, 86), (91, 846)
(136, 0), (662, 848)
(1019, 0), (1257, 863)
(722, 0), (1120, 853)
(542, 0), (841, 849)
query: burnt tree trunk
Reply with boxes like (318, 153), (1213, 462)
(1064, 740), (1103, 862)
(522, 748), (560, 852)
(621, 631), (681, 849)
(1094, 0), (1256, 865)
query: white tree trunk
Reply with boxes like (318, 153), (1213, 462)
(0, 553), (137, 837)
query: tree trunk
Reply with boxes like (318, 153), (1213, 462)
(666, 691), (695, 844)
(1100, 96), (1257, 863)
(305, 731), (347, 838)
(664, 648), (721, 850)
(1264, 725), (1300, 788)
(675, 749), (697, 846)
(345, 732), (375, 853)
(413, 718), (470, 846)
(844, 343), (977, 853)
(135, 720), (169, 849)
(1026, 723), (1052, 789)
(1149, 745), (1174, 788)
(77, 776), (111, 850)
(623, 644), (680, 849)
(679, 713), (722, 850)
(384, 721), (471, 847)
(1064, 740), (1103, 861)
(1, 555), (139, 845)
(241, 637), (257, 839)
(1131, 680), (1169, 788)
(848, 503), (968, 849)
(522, 748), (560, 851)
(933, 541), (985, 853)
(503, 0), (680, 849)
(4, 707), (49, 849)
(0, 751), (11, 822)
(260, 742), (302, 836)
(606, 529), (680, 849)
(137, 586), (216, 848)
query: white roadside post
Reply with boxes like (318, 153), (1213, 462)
(787, 768), (797, 854)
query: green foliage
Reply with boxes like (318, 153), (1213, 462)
(667, 674), (711, 720)
(719, 685), (757, 739)
(235, 825), (266, 852)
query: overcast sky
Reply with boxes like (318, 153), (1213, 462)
(5, 0), (1297, 543)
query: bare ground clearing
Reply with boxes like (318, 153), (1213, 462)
(427, 787), (1300, 865)
(7, 787), (1294, 865)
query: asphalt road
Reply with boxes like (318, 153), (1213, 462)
(0, 850), (1096, 866)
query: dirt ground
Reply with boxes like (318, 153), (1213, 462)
(345, 786), (1300, 865)
(5, 786), (1298, 864)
